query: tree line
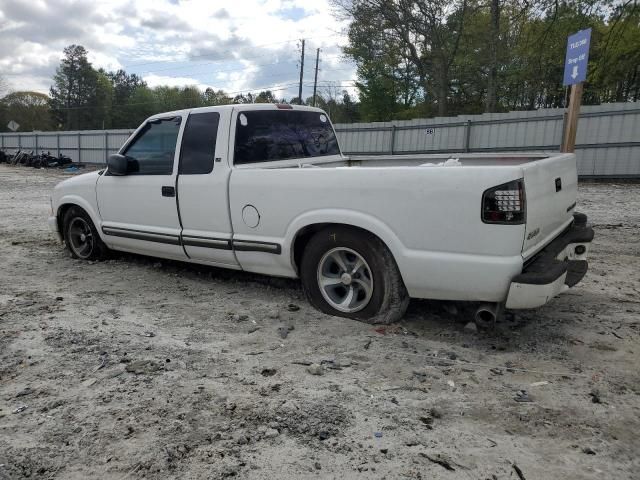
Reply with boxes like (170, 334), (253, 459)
(335, 0), (639, 120)
(0, 0), (638, 131)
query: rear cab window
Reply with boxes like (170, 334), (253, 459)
(234, 110), (340, 165)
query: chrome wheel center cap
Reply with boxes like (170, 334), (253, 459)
(341, 273), (352, 285)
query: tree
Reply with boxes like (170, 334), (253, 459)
(590, 1), (640, 102)
(233, 93), (254, 104)
(307, 86), (360, 123)
(153, 86), (184, 112)
(0, 91), (54, 131)
(180, 86), (205, 108)
(255, 90), (277, 103)
(336, 0), (469, 116)
(49, 45), (107, 130)
(355, 66), (399, 121)
(0, 75), (8, 98)
(486, 0), (501, 112)
(204, 88), (232, 105)
(127, 85), (157, 126)
(340, 92), (360, 123)
(107, 69), (146, 128)
(94, 71), (113, 129)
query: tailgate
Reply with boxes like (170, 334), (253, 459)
(521, 153), (577, 257)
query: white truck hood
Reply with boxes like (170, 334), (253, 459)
(53, 170), (101, 192)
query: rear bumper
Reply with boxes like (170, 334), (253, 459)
(506, 212), (594, 309)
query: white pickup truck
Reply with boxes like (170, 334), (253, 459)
(48, 104), (594, 324)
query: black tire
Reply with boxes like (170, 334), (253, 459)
(62, 206), (108, 260)
(300, 226), (409, 324)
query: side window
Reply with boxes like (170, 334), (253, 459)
(234, 110), (340, 165)
(179, 112), (219, 174)
(123, 117), (181, 175)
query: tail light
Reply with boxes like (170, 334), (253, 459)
(482, 179), (525, 224)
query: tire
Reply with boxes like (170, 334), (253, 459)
(300, 226), (409, 324)
(62, 207), (108, 260)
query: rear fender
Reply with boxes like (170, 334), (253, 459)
(285, 209), (407, 273)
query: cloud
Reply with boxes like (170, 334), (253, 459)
(143, 74), (214, 90)
(213, 8), (230, 19)
(0, 0), (356, 99)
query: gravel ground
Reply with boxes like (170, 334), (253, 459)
(0, 164), (639, 480)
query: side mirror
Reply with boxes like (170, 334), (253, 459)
(107, 154), (128, 176)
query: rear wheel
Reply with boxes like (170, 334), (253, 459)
(300, 227), (409, 324)
(62, 207), (107, 260)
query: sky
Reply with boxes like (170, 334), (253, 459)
(0, 0), (357, 100)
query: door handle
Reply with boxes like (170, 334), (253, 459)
(555, 177), (562, 192)
(162, 186), (175, 197)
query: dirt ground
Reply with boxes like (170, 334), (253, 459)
(0, 164), (639, 480)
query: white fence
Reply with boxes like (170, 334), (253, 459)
(334, 102), (640, 177)
(1, 102), (639, 177)
(0, 129), (134, 165)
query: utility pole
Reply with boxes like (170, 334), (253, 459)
(312, 48), (320, 107)
(298, 39), (305, 105)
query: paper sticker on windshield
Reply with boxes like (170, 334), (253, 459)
(239, 113), (248, 126)
(319, 114), (327, 123)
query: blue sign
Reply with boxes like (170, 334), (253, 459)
(563, 28), (591, 86)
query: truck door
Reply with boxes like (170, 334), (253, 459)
(96, 116), (186, 260)
(176, 109), (239, 267)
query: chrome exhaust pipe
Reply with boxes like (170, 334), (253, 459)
(474, 303), (500, 326)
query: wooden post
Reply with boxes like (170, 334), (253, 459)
(464, 120), (472, 152)
(105, 131), (109, 164)
(389, 125), (396, 154)
(561, 82), (583, 153)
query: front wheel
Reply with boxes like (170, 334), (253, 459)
(300, 227), (409, 324)
(62, 207), (108, 260)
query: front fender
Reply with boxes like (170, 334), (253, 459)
(55, 194), (106, 243)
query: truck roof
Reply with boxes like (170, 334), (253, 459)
(147, 103), (326, 121)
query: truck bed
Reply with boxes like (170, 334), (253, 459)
(239, 152), (558, 169)
(230, 150), (578, 295)
(346, 152), (552, 167)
